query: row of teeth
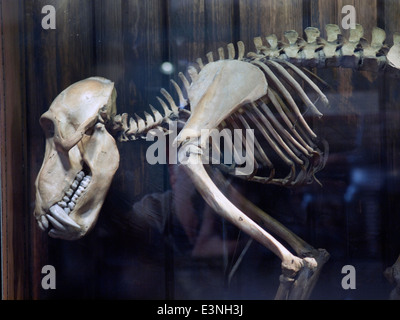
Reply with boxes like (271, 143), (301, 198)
(56, 171), (91, 214)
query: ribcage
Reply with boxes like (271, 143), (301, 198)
(209, 58), (329, 187)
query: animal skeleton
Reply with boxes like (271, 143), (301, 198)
(33, 24), (400, 299)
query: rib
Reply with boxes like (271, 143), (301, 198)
(267, 88), (316, 153)
(271, 60), (330, 108)
(236, 112), (274, 169)
(225, 116), (258, 177)
(251, 103), (304, 166)
(246, 107), (296, 185)
(251, 60), (318, 140)
(259, 102), (310, 157)
(263, 60), (323, 118)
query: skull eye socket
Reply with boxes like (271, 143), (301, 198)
(39, 115), (55, 138)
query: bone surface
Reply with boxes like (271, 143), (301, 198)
(33, 24), (400, 299)
(174, 59), (268, 149)
(34, 77), (120, 240)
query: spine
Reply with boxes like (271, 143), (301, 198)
(248, 24), (399, 73)
(109, 24), (400, 142)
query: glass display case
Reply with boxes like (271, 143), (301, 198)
(1, 0), (400, 302)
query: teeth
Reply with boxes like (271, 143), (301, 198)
(80, 180), (89, 188)
(80, 176), (91, 188)
(49, 204), (80, 229)
(76, 171), (85, 181)
(71, 180), (79, 190)
(51, 171), (91, 220)
(49, 204), (64, 217)
(46, 214), (67, 231)
(66, 189), (74, 198)
(41, 215), (49, 229)
(58, 201), (67, 208)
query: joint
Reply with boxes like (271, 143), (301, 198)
(98, 105), (109, 124)
(281, 256), (304, 280)
(177, 142), (203, 165)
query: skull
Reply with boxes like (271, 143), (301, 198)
(34, 77), (120, 240)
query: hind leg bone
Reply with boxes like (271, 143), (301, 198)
(180, 145), (328, 299)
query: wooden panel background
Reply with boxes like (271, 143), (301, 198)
(1, 0), (400, 299)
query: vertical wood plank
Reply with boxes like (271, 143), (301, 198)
(95, 0), (168, 201)
(311, 0), (378, 40)
(167, 0), (236, 76)
(23, 0), (97, 298)
(238, 0), (304, 50)
(383, 0), (400, 45)
(167, 0), (206, 70)
(380, 0), (400, 265)
(94, 0), (168, 299)
(0, 0), (29, 300)
(337, 0), (377, 41)
(94, 0), (125, 106)
(166, 0), (239, 300)
(310, 0), (378, 41)
(24, 0), (97, 190)
(305, 0), (386, 269)
(166, 0), (207, 300)
(310, 0), (337, 37)
(204, 0), (235, 53)
(310, 0), (378, 114)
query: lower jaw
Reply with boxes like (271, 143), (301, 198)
(42, 168), (92, 228)
(57, 167), (92, 215)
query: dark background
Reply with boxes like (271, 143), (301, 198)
(1, 0), (400, 300)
